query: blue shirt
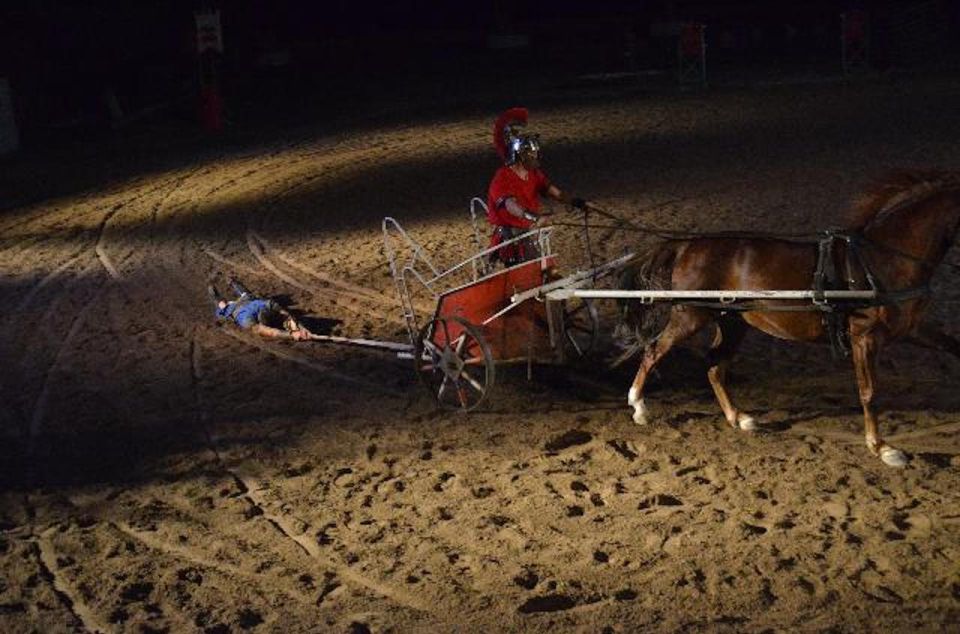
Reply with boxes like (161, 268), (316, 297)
(216, 299), (274, 329)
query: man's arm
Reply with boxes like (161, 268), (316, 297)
(502, 197), (539, 223)
(546, 185), (587, 210)
(250, 323), (312, 341)
(251, 323), (297, 340)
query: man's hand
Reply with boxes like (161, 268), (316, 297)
(291, 329), (312, 341)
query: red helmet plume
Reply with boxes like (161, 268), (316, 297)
(493, 107), (529, 162)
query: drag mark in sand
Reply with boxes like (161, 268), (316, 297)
(15, 250), (86, 313)
(88, 196), (128, 281)
(253, 231), (403, 309)
(92, 174), (190, 280)
(218, 328), (402, 396)
(232, 472), (429, 613)
(28, 288), (104, 442)
(245, 229), (396, 320)
(189, 337), (427, 614)
(148, 165), (205, 229)
(34, 526), (109, 634)
(246, 229), (316, 294)
(200, 246), (263, 279)
(111, 521), (316, 607)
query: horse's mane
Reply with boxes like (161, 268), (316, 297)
(850, 169), (960, 229)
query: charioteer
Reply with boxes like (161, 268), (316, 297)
(487, 107), (590, 266)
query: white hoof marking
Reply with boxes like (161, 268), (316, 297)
(736, 414), (757, 431)
(880, 446), (909, 468)
(627, 388), (647, 425)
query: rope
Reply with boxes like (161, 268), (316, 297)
(544, 201), (828, 243)
(557, 201), (960, 272)
(551, 219), (827, 243)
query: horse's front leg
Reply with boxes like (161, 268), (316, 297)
(628, 309), (705, 424)
(705, 316), (755, 430)
(850, 332), (909, 467)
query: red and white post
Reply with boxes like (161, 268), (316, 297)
(678, 23), (707, 86)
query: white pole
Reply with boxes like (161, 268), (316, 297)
(546, 289), (877, 301)
(307, 333), (414, 353)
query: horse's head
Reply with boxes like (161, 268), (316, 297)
(611, 261), (672, 366)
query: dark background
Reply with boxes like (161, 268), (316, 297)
(1, 1), (959, 144)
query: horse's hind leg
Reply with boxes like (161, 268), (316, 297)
(850, 332), (909, 467)
(628, 307), (708, 424)
(705, 315), (755, 430)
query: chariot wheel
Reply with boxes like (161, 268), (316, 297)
(561, 297), (600, 359)
(414, 316), (495, 412)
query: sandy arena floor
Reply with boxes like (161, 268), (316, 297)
(2, 74), (960, 632)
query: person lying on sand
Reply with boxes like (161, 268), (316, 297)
(209, 278), (313, 341)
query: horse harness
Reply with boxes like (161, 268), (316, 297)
(672, 229), (931, 358)
(566, 205), (940, 358)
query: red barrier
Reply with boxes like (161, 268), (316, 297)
(841, 10), (869, 73)
(678, 23), (707, 85)
(199, 86), (223, 132)
(680, 23), (705, 57)
(843, 9), (868, 44)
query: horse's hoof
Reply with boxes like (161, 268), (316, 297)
(630, 396), (649, 425)
(736, 414), (758, 431)
(880, 446), (909, 468)
(627, 388), (648, 425)
(632, 403), (649, 425)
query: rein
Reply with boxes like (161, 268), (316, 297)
(550, 218), (826, 243)
(560, 202), (960, 272)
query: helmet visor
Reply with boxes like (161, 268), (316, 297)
(518, 134), (541, 165)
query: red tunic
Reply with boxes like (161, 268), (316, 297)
(487, 166), (552, 229)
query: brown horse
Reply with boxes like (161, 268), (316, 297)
(619, 170), (960, 467)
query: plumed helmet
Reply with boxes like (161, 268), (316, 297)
(493, 107), (541, 165)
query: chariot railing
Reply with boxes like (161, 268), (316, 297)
(382, 212), (555, 345)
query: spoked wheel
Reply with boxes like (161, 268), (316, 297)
(414, 316), (495, 412)
(561, 297), (600, 359)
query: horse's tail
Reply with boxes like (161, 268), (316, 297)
(641, 240), (680, 287)
(611, 240), (680, 366)
(619, 239), (679, 294)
